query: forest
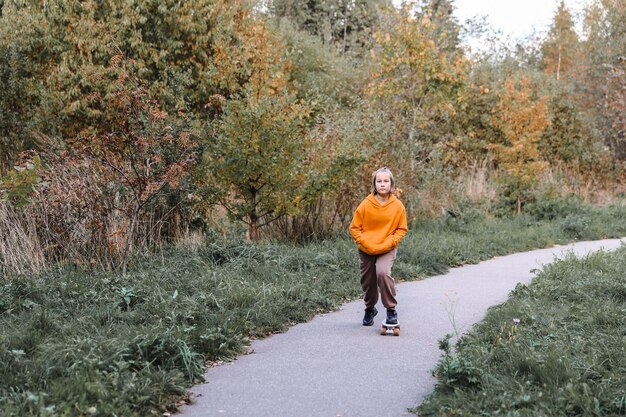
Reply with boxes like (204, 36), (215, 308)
(0, 0), (624, 275)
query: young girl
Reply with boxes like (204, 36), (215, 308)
(350, 167), (408, 326)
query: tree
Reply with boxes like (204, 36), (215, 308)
(268, 0), (381, 56)
(277, 18), (368, 111)
(541, 1), (579, 81)
(367, 3), (468, 193)
(68, 55), (199, 274)
(577, 0), (626, 160)
(539, 84), (599, 168)
(204, 93), (311, 240)
(604, 58), (625, 160)
(0, 0), (290, 168)
(489, 76), (548, 213)
(425, 0), (462, 53)
(0, 2), (63, 171)
(267, 21), (377, 240)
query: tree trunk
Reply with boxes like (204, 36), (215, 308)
(121, 206), (139, 276)
(248, 188), (260, 240)
(342, 3), (349, 54)
(249, 215), (259, 241)
(324, 7), (333, 45)
(409, 107), (418, 171)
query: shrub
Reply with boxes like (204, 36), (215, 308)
(560, 214), (590, 239)
(526, 193), (587, 220)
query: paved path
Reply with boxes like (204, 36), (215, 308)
(179, 238), (625, 417)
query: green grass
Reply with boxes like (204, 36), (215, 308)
(1, 199), (625, 416)
(415, 245), (626, 417)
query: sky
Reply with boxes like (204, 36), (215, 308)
(452, 0), (587, 41)
(392, 0), (589, 51)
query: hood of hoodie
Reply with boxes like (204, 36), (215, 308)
(366, 193), (397, 208)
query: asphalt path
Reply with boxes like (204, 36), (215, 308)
(179, 238), (625, 417)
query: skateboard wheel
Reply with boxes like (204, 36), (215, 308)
(380, 326), (387, 335)
(393, 328), (400, 336)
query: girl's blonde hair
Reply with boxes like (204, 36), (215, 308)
(371, 167), (395, 195)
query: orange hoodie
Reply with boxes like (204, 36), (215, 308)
(349, 193), (408, 255)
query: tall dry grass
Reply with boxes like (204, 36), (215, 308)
(0, 201), (46, 276)
(412, 160), (498, 217)
(539, 163), (626, 206)
(461, 160), (499, 204)
(413, 160), (624, 218)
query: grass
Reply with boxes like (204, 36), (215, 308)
(415, 245), (626, 417)
(1, 198), (625, 416)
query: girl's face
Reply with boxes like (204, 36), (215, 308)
(375, 172), (392, 196)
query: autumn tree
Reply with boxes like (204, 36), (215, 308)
(269, 22), (376, 239)
(426, 0), (462, 53)
(201, 14), (369, 241)
(68, 55), (199, 273)
(0, 0), (290, 168)
(489, 76), (548, 213)
(367, 3), (468, 195)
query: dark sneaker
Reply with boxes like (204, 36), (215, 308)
(386, 309), (398, 325)
(362, 307), (378, 326)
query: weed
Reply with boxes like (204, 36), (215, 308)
(442, 290), (460, 338)
(434, 334), (482, 390)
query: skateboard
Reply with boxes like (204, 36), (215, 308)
(380, 321), (400, 336)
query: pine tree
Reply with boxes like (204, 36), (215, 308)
(424, 0), (462, 54)
(541, 1), (579, 81)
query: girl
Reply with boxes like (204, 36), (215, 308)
(350, 167), (408, 326)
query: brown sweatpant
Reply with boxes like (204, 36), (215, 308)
(358, 249), (397, 310)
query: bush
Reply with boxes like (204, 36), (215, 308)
(525, 193), (587, 220)
(560, 213), (591, 239)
